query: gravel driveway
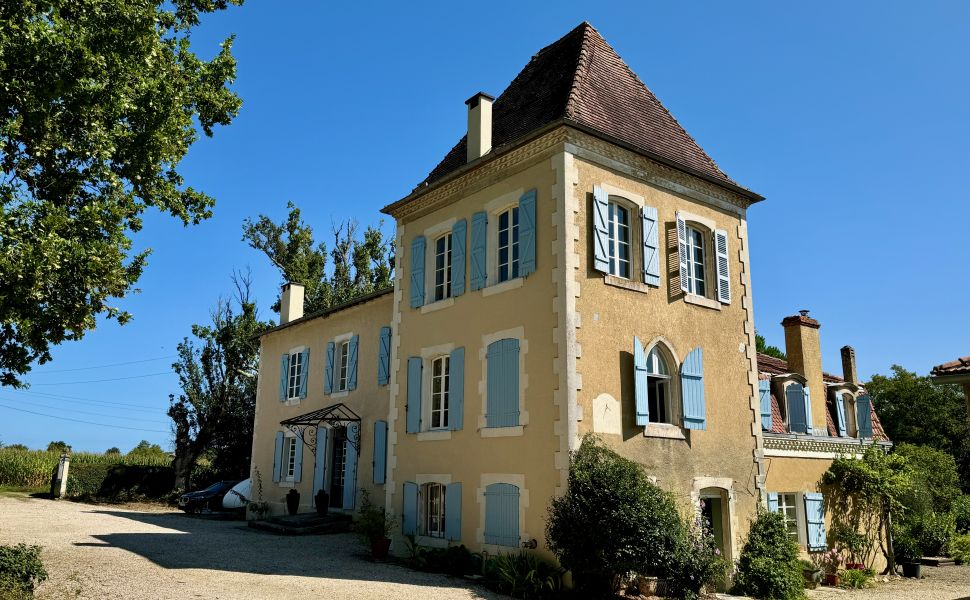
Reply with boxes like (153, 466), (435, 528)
(805, 566), (970, 600)
(0, 495), (502, 600)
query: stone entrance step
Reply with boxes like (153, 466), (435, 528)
(248, 512), (353, 535)
(921, 556), (956, 567)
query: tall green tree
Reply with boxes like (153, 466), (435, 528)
(242, 203), (393, 314)
(45, 440), (70, 454)
(0, 0), (243, 387)
(168, 273), (271, 489)
(755, 332), (786, 360)
(127, 440), (168, 462)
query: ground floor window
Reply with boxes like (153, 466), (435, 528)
(283, 437), (297, 482)
(423, 482), (446, 538)
(776, 492), (798, 540)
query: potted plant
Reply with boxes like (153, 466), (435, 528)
(356, 489), (395, 560)
(800, 559), (822, 589)
(894, 530), (922, 578)
(833, 524), (868, 570)
(315, 489), (329, 516)
(285, 488), (300, 516)
(818, 549), (842, 586)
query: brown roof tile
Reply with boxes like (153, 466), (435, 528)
(931, 356), (970, 377)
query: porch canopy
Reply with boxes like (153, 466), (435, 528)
(280, 403), (361, 456)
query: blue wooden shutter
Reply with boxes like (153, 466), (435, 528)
(856, 394), (873, 438)
(641, 205), (660, 286)
(759, 379), (773, 431)
(484, 483), (520, 546)
(803, 386), (814, 435)
(347, 334), (359, 391)
(373, 421), (387, 484)
(592, 186), (610, 273)
(486, 339), (520, 427)
(410, 235), (426, 308)
(449, 347), (464, 431)
(313, 426), (328, 497)
(324, 341), (335, 394)
(470, 212), (488, 291)
(680, 347), (706, 430)
(445, 482), (462, 541)
(833, 392), (847, 437)
(293, 437), (304, 483)
(767, 491), (779, 513)
(406, 357), (422, 433)
(519, 189), (537, 277)
(402, 481), (418, 536)
(786, 383), (807, 433)
(714, 228), (731, 304)
(634, 337), (649, 426)
(451, 219), (467, 297)
(272, 431), (284, 483)
(377, 326), (391, 386)
(676, 212), (690, 293)
(342, 422), (359, 509)
(804, 492), (827, 552)
(279, 354), (289, 401)
(298, 348), (310, 398)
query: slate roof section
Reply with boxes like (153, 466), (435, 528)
(415, 22), (760, 200)
(931, 356), (970, 377)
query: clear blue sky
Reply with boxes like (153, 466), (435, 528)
(3, 1), (968, 453)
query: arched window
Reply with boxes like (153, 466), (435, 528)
(646, 346), (673, 424)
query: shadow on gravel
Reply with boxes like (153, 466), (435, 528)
(76, 510), (496, 597)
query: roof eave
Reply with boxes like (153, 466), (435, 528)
(257, 287), (394, 339)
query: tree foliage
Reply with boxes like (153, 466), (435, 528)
(126, 440), (168, 462)
(755, 332), (786, 360)
(0, 0), (243, 386)
(45, 441), (70, 454)
(168, 273), (271, 489)
(242, 202), (393, 314)
(731, 509), (804, 600)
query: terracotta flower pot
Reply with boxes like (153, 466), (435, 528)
(371, 537), (391, 560)
(823, 573), (840, 586)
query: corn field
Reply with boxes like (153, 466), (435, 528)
(0, 448), (171, 489)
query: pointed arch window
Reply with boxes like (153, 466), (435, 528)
(646, 346), (673, 424)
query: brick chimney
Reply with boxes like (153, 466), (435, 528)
(841, 346), (858, 385)
(465, 92), (494, 163)
(279, 282), (304, 325)
(782, 310), (827, 429)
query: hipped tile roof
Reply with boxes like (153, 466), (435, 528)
(931, 356), (970, 377)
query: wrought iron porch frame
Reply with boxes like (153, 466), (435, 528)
(279, 402), (361, 457)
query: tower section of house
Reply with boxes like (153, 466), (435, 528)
(381, 22), (765, 560)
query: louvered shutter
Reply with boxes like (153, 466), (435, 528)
(410, 236), (426, 308)
(519, 189), (537, 277)
(279, 354), (289, 401)
(803, 385), (814, 435)
(680, 347), (706, 430)
(786, 383), (807, 433)
(451, 219), (467, 297)
(676, 212), (690, 293)
(377, 326), (391, 386)
(470, 212), (488, 290)
(856, 394), (873, 438)
(293, 438), (304, 483)
(833, 392), (848, 437)
(759, 379), (772, 431)
(804, 492), (827, 552)
(634, 337), (649, 426)
(272, 432), (284, 483)
(484, 483), (520, 546)
(767, 491), (779, 513)
(313, 426), (328, 497)
(714, 228), (731, 304)
(324, 341), (335, 394)
(449, 347), (464, 431)
(641, 206), (660, 286)
(406, 357), (422, 433)
(347, 334), (359, 391)
(402, 482), (418, 536)
(486, 339), (520, 427)
(373, 420), (387, 484)
(445, 482), (462, 541)
(342, 422), (359, 509)
(592, 186), (610, 273)
(298, 348), (310, 398)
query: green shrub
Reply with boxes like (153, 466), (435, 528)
(0, 544), (47, 598)
(731, 510), (805, 600)
(546, 435), (682, 596)
(354, 489), (394, 544)
(903, 511), (955, 557)
(953, 496), (970, 534)
(665, 511), (728, 600)
(66, 464), (175, 500)
(405, 543), (479, 576)
(950, 533), (970, 564)
(483, 552), (563, 599)
(838, 568), (874, 589)
(892, 526), (921, 563)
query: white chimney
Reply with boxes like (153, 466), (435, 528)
(465, 92), (495, 163)
(279, 282), (304, 325)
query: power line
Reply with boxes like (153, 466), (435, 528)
(28, 371), (175, 386)
(9, 389), (169, 413)
(0, 402), (170, 433)
(0, 397), (170, 424)
(34, 355), (177, 374)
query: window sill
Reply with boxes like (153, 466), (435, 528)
(329, 390), (349, 399)
(417, 430), (452, 442)
(482, 277), (523, 297)
(416, 535), (449, 549)
(420, 297), (455, 314)
(643, 423), (686, 440)
(684, 294), (721, 311)
(604, 275), (653, 294)
(481, 425), (524, 438)
(277, 481), (295, 488)
(283, 398), (302, 407)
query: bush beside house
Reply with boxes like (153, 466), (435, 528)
(731, 509), (805, 600)
(0, 544), (47, 599)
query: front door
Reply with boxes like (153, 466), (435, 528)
(701, 496), (727, 559)
(329, 428), (346, 508)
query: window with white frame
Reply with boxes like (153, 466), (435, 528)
(607, 201), (632, 279)
(646, 347), (673, 424)
(430, 356), (450, 430)
(286, 351), (303, 399)
(684, 225), (707, 297)
(433, 233), (453, 302)
(423, 482), (446, 538)
(337, 340), (350, 392)
(283, 436), (297, 482)
(776, 492), (799, 540)
(497, 206), (519, 283)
